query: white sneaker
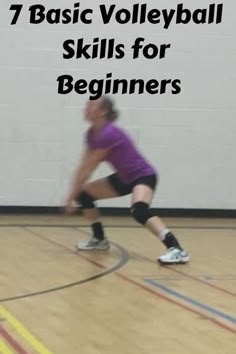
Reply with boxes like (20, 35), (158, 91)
(76, 237), (110, 251)
(158, 247), (190, 264)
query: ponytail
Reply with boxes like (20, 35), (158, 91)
(100, 96), (119, 121)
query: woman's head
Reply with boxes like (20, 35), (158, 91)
(84, 96), (119, 123)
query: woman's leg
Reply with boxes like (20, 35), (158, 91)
(79, 177), (119, 220)
(75, 177), (119, 250)
(131, 185), (167, 234)
(131, 185), (189, 263)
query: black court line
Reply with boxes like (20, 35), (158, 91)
(0, 224), (236, 230)
(76, 227), (236, 297)
(1, 224), (235, 301)
(0, 228), (129, 303)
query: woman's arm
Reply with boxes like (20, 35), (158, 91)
(65, 146), (109, 213)
(70, 147), (108, 197)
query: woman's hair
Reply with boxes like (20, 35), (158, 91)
(100, 96), (119, 121)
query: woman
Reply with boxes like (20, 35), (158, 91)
(65, 96), (189, 264)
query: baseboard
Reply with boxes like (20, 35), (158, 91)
(0, 206), (235, 218)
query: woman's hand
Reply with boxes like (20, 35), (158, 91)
(64, 195), (76, 215)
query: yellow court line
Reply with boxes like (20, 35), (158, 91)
(0, 340), (14, 354)
(0, 306), (53, 354)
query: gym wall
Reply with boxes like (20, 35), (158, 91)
(0, 0), (235, 209)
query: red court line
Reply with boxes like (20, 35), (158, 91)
(131, 251), (236, 298)
(25, 229), (108, 270)
(115, 272), (236, 335)
(77, 227), (236, 298)
(28, 230), (236, 335)
(0, 325), (29, 354)
(165, 266), (236, 297)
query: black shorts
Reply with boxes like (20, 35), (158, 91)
(107, 173), (158, 196)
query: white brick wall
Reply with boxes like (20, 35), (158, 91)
(0, 0), (235, 208)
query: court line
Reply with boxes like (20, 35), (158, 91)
(0, 223), (236, 230)
(165, 265), (236, 297)
(0, 324), (28, 354)
(35, 227), (236, 334)
(145, 279), (236, 325)
(113, 272), (236, 334)
(8, 227), (236, 335)
(74, 229), (236, 333)
(0, 340), (14, 354)
(79, 225), (236, 298)
(0, 306), (52, 354)
(2, 226), (236, 336)
(0, 228), (129, 303)
(130, 251), (236, 297)
(77, 227), (236, 298)
(26, 227), (129, 272)
(32, 226), (236, 300)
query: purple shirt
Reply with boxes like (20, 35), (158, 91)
(86, 122), (156, 183)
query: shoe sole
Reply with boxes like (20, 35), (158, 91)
(76, 245), (110, 251)
(158, 256), (190, 265)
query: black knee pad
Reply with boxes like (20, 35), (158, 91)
(75, 191), (96, 209)
(130, 202), (153, 225)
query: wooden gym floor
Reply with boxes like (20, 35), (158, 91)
(0, 214), (235, 354)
